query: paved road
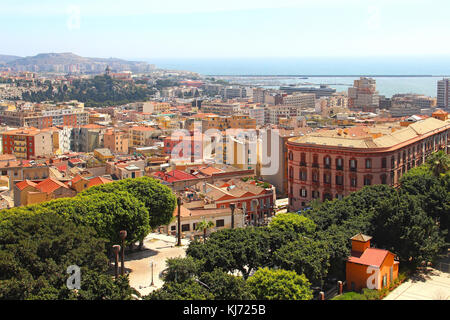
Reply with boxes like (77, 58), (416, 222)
(124, 233), (189, 297)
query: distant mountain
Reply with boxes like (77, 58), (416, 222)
(0, 54), (22, 65)
(4, 52), (155, 73)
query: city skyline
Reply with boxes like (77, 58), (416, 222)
(2, 0), (450, 59)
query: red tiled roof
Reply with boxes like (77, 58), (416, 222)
(35, 178), (69, 194)
(16, 180), (37, 191)
(153, 170), (197, 182)
(348, 248), (390, 267)
(88, 176), (113, 187)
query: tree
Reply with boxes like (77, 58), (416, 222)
(400, 165), (450, 241)
(273, 237), (331, 286)
(268, 213), (316, 236)
(196, 219), (214, 241)
(247, 268), (313, 300)
(187, 227), (271, 279)
(198, 269), (255, 300)
(371, 193), (446, 267)
(81, 177), (176, 231)
(426, 150), (450, 177)
(144, 279), (214, 300)
(162, 257), (200, 283)
(41, 191), (150, 247)
(0, 211), (136, 300)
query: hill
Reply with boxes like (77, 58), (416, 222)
(4, 52), (155, 73)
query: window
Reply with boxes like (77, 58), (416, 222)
(312, 171), (318, 182)
(324, 156), (331, 168)
(336, 175), (343, 186)
(312, 190), (320, 199)
(350, 176), (357, 187)
(365, 158), (372, 169)
(300, 189), (307, 198)
(364, 176), (372, 186)
(171, 225), (176, 231)
(380, 174), (387, 185)
(383, 274), (387, 287)
(382, 157), (387, 169)
(289, 166), (293, 179)
(391, 157), (395, 168)
(336, 158), (343, 170)
(181, 224), (190, 232)
(323, 173), (331, 184)
(288, 151), (293, 160)
(300, 153), (306, 166)
(216, 219), (224, 227)
(312, 154), (319, 167)
(300, 170), (307, 181)
(350, 159), (357, 171)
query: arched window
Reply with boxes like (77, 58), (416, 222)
(336, 157), (343, 170)
(300, 152), (306, 166)
(365, 158), (372, 169)
(324, 156), (331, 169)
(364, 175), (372, 186)
(350, 159), (357, 171)
(288, 151), (293, 161)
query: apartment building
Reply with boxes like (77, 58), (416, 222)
(348, 77), (380, 111)
(287, 117), (449, 211)
(104, 129), (129, 154)
(281, 93), (316, 109)
(2, 128), (53, 159)
(437, 78), (450, 110)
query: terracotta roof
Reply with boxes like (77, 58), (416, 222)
(16, 180), (37, 191)
(348, 248), (390, 267)
(35, 178), (69, 194)
(88, 176), (113, 187)
(153, 170), (197, 182)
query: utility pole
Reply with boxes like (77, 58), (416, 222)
(119, 230), (127, 276)
(176, 197), (182, 246)
(230, 203), (236, 229)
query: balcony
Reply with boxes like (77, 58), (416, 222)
(350, 167), (357, 172)
(312, 163), (319, 168)
(336, 165), (343, 171)
(300, 162), (307, 167)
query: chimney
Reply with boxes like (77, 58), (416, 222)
(350, 233), (372, 254)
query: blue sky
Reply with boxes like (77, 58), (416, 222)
(1, 0), (450, 60)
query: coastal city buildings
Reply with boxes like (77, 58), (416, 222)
(437, 78), (450, 110)
(348, 77), (380, 112)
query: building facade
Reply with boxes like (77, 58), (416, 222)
(287, 117), (449, 211)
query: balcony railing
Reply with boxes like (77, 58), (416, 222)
(312, 163), (319, 168)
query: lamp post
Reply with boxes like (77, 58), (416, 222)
(112, 245), (121, 279)
(150, 261), (155, 286)
(176, 197), (182, 246)
(119, 230), (127, 276)
(230, 203), (236, 229)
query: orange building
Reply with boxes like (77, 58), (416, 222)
(346, 233), (399, 292)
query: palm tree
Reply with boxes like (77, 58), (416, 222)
(196, 219), (214, 242)
(426, 151), (450, 177)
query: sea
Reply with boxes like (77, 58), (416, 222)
(147, 56), (450, 98)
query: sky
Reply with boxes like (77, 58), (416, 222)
(1, 0), (450, 60)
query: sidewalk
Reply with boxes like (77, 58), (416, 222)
(125, 233), (189, 297)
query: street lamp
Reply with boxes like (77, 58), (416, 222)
(229, 203), (236, 229)
(150, 261), (155, 286)
(112, 245), (121, 279)
(119, 230), (127, 276)
(176, 197), (182, 246)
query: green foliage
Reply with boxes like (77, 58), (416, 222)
(145, 279), (214, 300)
(332, 292), (367, 300)
(21, 75), (156, 107)
(273, 236), (330, 285)
(187, 227), (271, 279)
(426, 150), (450, 177)
(247, 268), (313, 300)
(41, 191), (150, 247)
(198, 269), (255, 300)
(162, 257), (200, 283)
(0, 211), (135, 300)
(269, 213), (316, 235)
(81, 177), (176, 230)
